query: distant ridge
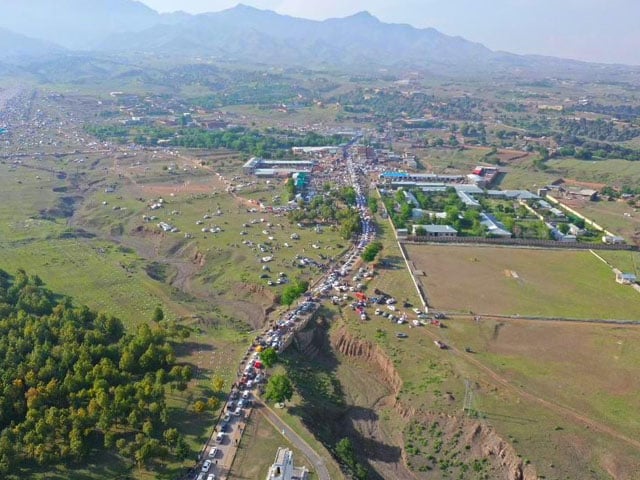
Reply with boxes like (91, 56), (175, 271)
(0, 1), (636, 78)
(0, 27), (65, 61)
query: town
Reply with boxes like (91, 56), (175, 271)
(0, 3), (639, 480)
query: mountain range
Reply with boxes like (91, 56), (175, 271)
(0, 0), (637, 78)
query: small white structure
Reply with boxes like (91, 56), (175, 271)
(266, 447), (308, 480)
(614, 269), (637, 285)
(603, 235), (626, 245)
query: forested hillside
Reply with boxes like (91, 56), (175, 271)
(0, 269), (190, 475)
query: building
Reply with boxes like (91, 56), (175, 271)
(244, 157), (314, 176)
(573, 189), (598, 201)
(266, 448), (308, 480)
(603, 235), (626, 245)
(457, 190), (481, 208)
(413, 225), (458, 237)
(292, 146), (340, 155)
(467, 166), (500, 187)
(293, 172), (309, 189)
(480, 213), (512, 237)
(379, 172), (465, 185)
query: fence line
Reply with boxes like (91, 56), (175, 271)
(403, 236), (636, 251)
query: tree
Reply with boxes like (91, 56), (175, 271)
(280, 280), (309, 306)
(361, 241), (383, 262)
(335, 437), (367, 480)
(163, 428), (179, 450)
(367, 196), (378, 214)
(336, 438), (355, 467)
(212, 375), (225, 393)
(264, 374), (293, 403)
(259, 347), (278, 368)
(175, 436), (190, 460)
(285, 178), (296, 201)
(151, 306), (164, 323)
(193, 400), (207, 414)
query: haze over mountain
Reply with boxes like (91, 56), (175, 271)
(0, 0), (179, 50)
(0, 27), (65, 62)
(0, 0), (637, 79)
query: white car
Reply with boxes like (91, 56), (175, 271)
(202, 459), (212, 472)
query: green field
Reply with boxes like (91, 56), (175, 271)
(0, 143), (353, 478)
(404, 244), (640, 320)
(321, 213), (640, 479)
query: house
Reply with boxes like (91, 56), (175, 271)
(395, 228), (408, 239)
(413, 225), (458, 237)
(266, 448), (308, 480)
(568, 224), (587, 236)
(602, 235), (625, 245)
(456, 190), (481, 208)
(549, 226), (577, 242)
(412, 208), (427, 220)
(401, 190), (418, 207)
(480, 213), (511, 237)
(575, 189), (598, 201)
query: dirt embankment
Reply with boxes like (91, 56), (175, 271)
(331, 326), (537, 480)
(332, 326), (403, 400)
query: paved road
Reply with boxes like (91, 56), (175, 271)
(254, 399), (331, 480)
(193, 139), (372, 480)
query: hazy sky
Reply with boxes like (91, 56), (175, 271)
(140, 0), (640, 65)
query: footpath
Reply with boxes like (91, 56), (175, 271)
(253, 399), (331, 480)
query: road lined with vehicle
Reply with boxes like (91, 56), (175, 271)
(188, 141), (375, 480)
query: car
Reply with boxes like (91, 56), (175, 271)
(233, 405), (243, 416)
(396, 332), (408, 338)
(202, 459), (212, 472)
(207, 475), (216, 480)
(208, 446), (219, 458)
(215, 432), (225, 443)
(222, 413), (231, 423)
(196, 474), (205, 480)
(242, 391), (251, 400)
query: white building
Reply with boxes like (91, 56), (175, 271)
(266, 448), (308, 480)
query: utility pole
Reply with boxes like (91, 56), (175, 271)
(463, 379), (474, 416)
